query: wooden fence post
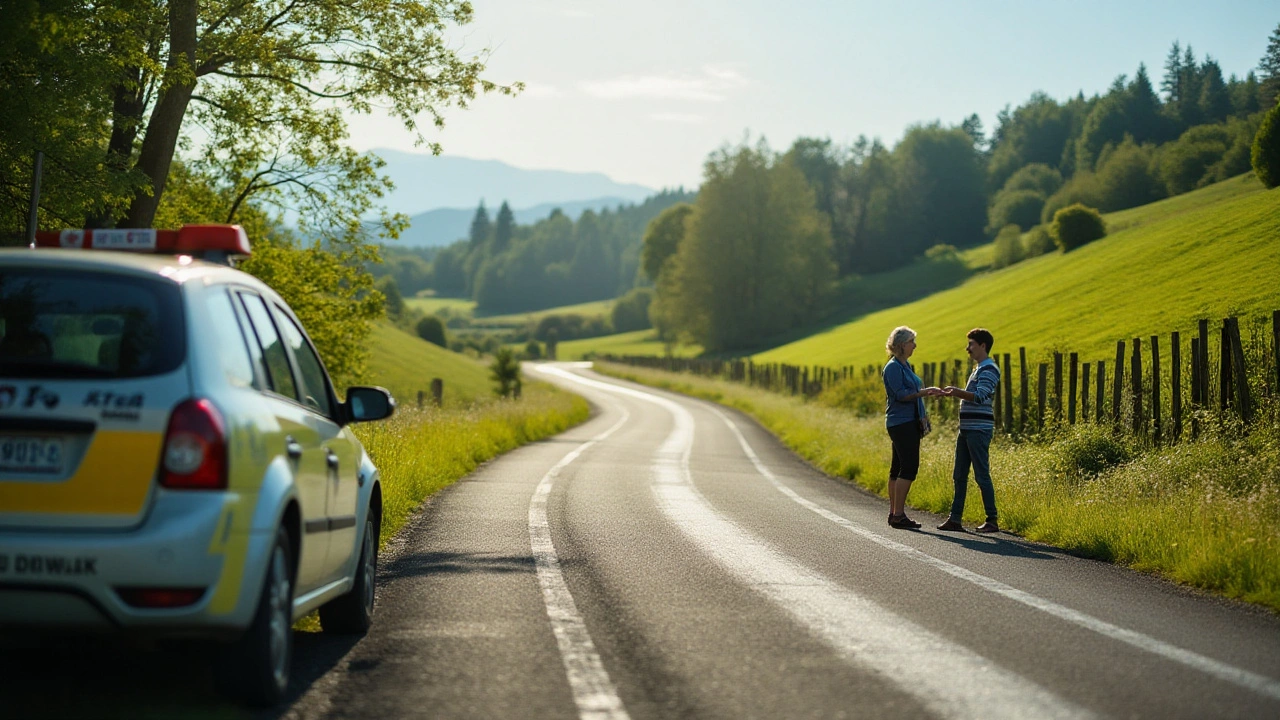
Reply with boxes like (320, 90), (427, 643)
(1002, 353), (1013, 435)
(1053, 352), (1064, 423)
(1219, 320), (1231, 413)
(1199, 319), (1210, 411)
(1018, 348), (1029, 432)
(417, 390), (425, 409)
(1150, 335), (1161, 445)
(1037, 363), (1048, 431)
(1227, 317), (1253, 424)
(431, 377), (443, 407)
(1131, 337), (1143, 437)
(1171, 332), (1182, 442)
(1068, 352), (1078, 425)
(1096, 360), (1106, 423)
(1081, 360), (1091, 423)
(1112, 341), (1125, 429)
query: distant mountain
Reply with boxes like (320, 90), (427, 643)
(394, 196), (644, 247)
(371, 149), (656, 218)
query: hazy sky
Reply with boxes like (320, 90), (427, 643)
(344, 0), (1278, 190)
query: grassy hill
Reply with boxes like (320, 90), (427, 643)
(364, 321), (493, 406)
(554, 329), (702, 360)
(754, 174), (1280, 369)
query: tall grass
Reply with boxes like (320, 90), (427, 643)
(353, 382), (590, 545)
(597, 362), (1280, 612)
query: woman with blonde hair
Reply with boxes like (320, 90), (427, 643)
(882, 325), (940, 529)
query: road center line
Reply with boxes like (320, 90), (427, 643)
(529, 406), (632, 720)
(540, 366), (1091, 720)
(706, 404), (1280, 702)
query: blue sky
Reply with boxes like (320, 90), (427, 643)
(344, 0), (1278, 190)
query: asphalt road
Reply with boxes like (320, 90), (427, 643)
(4, 362), (1280, 719)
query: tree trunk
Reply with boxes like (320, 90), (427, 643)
(121, 0), (197, 228)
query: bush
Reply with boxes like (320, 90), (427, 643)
(1040, 171), (1103, 224)
(985, 189), (1045, 235)
(611, 287), (654, 333)
(523, 339), (542, 360)
(1094, 138), (1164, 212)
(1051, 424), (1133, 482)
(1000, 163), (1063, 197)
(534, 313), (612, 342)
(924, 243), (959, 262)
(489, 348), (522, 398)
(991, 224), (1026, 269)
(377, 276), (405, 320)
(1023, 225), (1057, 257)
(1254, 102), (1280, 189)
(1050, 203), (1107, 251)
(415, 315), (448, 347)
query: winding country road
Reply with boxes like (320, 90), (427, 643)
(4, 362), (1279, 719)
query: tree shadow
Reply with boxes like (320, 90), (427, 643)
(378, 550), (536, 581)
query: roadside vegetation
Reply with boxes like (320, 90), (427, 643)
(596, 362), (1280, 612)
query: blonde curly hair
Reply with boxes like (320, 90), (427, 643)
(886, 326), (916, 357)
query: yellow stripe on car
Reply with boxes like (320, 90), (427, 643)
(0, 431), (162, 515)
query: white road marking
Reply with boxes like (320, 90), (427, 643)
(528, 407), (632, 720)
(542, 365), (1092, 720)
(707, 404), (1280, 703)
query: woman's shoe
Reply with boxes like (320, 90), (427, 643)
(889, 514), (921, 529)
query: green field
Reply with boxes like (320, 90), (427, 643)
(554, 329), (704, 360)
(754, 174), (1280, 369)
(403, 296), (476, 318)
(475, 298), (615, 325)
(364, 321), (493, 405)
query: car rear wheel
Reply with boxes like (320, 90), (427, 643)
(318, 513), (378, 634)
(214, 527), (294, 706)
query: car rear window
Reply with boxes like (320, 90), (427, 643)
(0, 268), (185, 379)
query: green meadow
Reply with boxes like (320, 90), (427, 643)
(755, 174), (1280, 369)
(555, 329), (703, 360)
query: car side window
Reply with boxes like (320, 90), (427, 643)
(205, 289), (255, 388)
(237, 292), (299, 402)
(271, 304), (333, 417)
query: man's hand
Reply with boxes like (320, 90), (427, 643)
(921, 386), (943, 397)
(942, 386), (963, 396)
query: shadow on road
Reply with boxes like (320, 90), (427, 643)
(0, 629), (360, 720)
(379, 550), (536, 580)
(922, 531), (1061, 560)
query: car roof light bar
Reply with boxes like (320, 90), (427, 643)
(32, 224), (252, 265)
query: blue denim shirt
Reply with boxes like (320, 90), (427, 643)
(883, 358), (926, 428)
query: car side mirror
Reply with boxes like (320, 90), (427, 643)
(343, 386), (395, 424)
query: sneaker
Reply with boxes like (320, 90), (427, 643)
(975, 521), (1000, 534)
(936, 519), (966, 532)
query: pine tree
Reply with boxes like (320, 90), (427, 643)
(1179, 46), (1203, 127)
(491, 201), (514, 254)
(1161, 41), (1183, 103)
(1233, 72), (1262, 116)
(1260, 23), (1280, 108)
(1126, 64), (1162, 143)
(1198, 59), (1231, 124)
(468, 201), (491, 248)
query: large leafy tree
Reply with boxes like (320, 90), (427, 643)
(4, 0), (514, 237)
(657, 140), (834, 352)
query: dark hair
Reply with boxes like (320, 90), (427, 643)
(967, 328), (994, 353)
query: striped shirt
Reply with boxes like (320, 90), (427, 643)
(958, 358), (1000, 430)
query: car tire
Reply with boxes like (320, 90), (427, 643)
(214, 526), (294, 707)
(318, 513), (379, 634)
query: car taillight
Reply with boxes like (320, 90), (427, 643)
(116, 587), (206, 608)
(160, 398), (227, 490)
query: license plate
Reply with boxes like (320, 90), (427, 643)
(0, 436), (66, 474)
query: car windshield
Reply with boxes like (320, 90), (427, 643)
(0, 268), (185, 379)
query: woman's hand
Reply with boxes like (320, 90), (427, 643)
(920, 386), (943, 397)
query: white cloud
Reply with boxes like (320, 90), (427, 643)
(580, 65), (747, 102)
(650, 112), (707, 125)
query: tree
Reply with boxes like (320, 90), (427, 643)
(1232, 72), (1262, 116)
(1260, 23), (1280, 108)
(986, 190), (1044, 235)
(640, 203), (694, 282)
(4, 1), (514, 234)
(610, 287), (653, 333)
(1000, 163), (1062, 197)
(1125, 64), (1164, 144)
(986, 93), (1072, 191)
(656, 140), (834, 352)
(378, 276), (405, 320)
(489, 348), (521, 398)
(492, 201), (515, 254)
(415, 315), (448, 348)
(1253, 101), (1280, 188)
(783, 137), (840, 220)
(961, 113), (986, 151)
(1198, 59), (1231, 124)
(1094, 137), (1163, 211)
(1050, 204), (1107, 251)
(1160, 41), (1184, 104)
(468, 202), (492, 248)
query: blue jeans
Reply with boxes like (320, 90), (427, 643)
(950, 429), (997, 523)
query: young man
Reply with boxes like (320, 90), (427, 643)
(938, 328), (1001, 533)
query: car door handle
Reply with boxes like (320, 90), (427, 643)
(326, 451), (339, 470)
(285, 436), (303, 459)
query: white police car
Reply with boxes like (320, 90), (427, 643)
(0, 225), (395, 706)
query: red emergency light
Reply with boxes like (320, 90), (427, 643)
(32, 224), (251, 265)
